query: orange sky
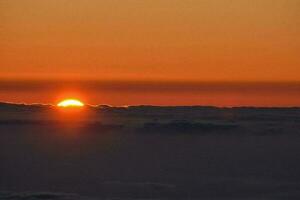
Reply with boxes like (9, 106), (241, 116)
(1, 0), (300, 82)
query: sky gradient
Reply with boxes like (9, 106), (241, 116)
(1, 0), (300, 81)
(0, 0), (300, 106)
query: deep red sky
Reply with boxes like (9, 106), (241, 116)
(0, 0), (300, 106)
(0, 80), (299, 107)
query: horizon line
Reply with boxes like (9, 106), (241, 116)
(1, 101), (300, 109)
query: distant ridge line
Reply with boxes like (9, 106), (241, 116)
(0, 101), (299, 109)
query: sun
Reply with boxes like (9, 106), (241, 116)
(57, 99), (84, 107)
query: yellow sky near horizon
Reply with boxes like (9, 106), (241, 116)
(1, 0), (300, 81)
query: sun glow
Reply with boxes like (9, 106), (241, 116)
(57, 99), (84, 107)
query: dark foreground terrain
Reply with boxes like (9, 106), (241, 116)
(0, 102), (300, 199)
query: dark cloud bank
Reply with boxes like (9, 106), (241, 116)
(0, 102), (300, 199)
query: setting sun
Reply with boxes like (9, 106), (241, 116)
(57, 99), (84, 107)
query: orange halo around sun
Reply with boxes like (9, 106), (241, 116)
(57, 99), (85, 107)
